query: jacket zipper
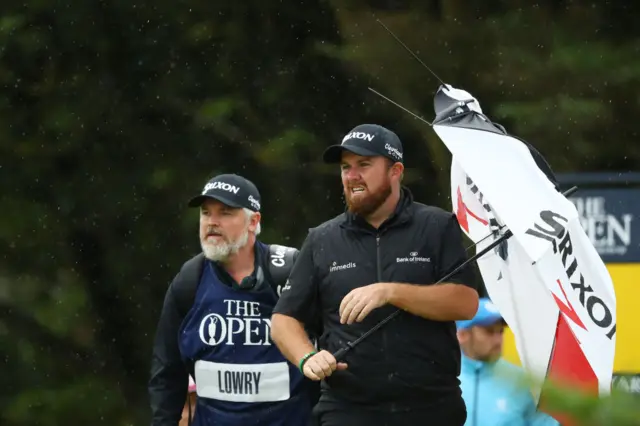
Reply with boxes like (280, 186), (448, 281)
(377, 232), (394, 413)
(375, 234), (382, 281)
(473, 369), (480, 426)
(376, 234), (388, 363)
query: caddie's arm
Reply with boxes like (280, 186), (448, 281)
(148, 276), (189, 426)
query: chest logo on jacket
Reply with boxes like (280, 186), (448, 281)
(329, 261), (357, 273)
(396, 252), (431, 263)
(198, 299), (272, 346)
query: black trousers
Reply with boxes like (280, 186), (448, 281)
(311, 395), (467, 426)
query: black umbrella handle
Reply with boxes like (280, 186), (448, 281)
(332, 346), (350, 363)
(330, 185), (578, 360)
(332, 310), (401, 362)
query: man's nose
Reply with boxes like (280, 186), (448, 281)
(204, 214), (220, 226)
(345, 168), (361, 180)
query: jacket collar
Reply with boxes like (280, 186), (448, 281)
(340, 185), (414, 234)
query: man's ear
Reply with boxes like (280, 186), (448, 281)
(391, 162), (404, 179)
(249, 212), (261, 232)
(457, 328), (469, 344)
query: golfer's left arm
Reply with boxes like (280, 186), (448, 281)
(387, 214), (479, 321)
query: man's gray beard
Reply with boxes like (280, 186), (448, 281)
(201, 228), (250, 262)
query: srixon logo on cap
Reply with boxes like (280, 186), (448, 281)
(342, 132), (375, 144)
(203, 181), (240, 194)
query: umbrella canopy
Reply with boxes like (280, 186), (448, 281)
(452, 158), (559, 403)
(432, 85), (617, 408)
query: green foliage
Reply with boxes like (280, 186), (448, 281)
(6, 380), (128, 426)
(492, 363), (640, 425)
(543, 387), (640, 426)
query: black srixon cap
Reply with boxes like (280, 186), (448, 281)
(322, 124), (404, 164)
(187, 174), (261, 212)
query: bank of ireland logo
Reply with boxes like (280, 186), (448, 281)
(199, 313), (226, 346)
(396, 251), (430, 263)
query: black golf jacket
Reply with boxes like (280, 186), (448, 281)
(273, 187), (478, 411)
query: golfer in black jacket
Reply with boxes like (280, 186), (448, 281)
(271, 124), (480, 426)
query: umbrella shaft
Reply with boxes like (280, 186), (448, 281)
(332, 185), (579, 361)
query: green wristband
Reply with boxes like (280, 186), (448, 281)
(298, 351), (317, 373)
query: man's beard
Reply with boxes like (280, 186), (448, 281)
(201, 228), (250, 262)
(478, 347), (502, 363)
(345, 179), (392, 217)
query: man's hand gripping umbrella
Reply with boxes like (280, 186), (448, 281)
(332, 187), (577, 362)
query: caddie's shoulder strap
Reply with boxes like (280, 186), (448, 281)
(265, 244), (299, 296)
(173, 245), (298, 319)
(174, 252), (206, 319)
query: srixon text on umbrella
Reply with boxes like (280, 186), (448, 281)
(525, 211), (617, 340)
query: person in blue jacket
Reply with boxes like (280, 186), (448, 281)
(456, 298), (560, 426)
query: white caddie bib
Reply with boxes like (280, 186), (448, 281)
(194, 360), (291, 403)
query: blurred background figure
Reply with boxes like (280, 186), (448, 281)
(456, 298), (559, 426)
(179, 376), (197, 426)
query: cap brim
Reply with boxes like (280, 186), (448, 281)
(457, 314), (506, 330)
(475, 315), (506, 327)
(322, 144), (382, 164)
(187, 194), (244, 209)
